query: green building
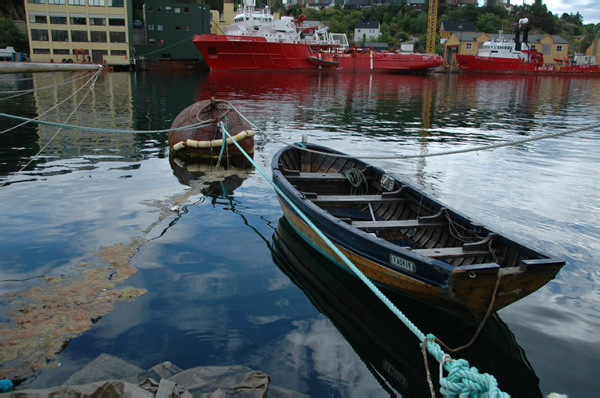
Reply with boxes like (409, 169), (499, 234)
(133, 0), (211, 70)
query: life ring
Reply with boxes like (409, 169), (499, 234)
(298, 14), (306, 26)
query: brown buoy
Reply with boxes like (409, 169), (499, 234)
(168, 98), (255, 159)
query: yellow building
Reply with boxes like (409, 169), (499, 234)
(586, 35), (599, 59)
(24, 0), (133, 66)
(443, 30), (570, 66)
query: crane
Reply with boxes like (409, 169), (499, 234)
(426, 0), (438, 54)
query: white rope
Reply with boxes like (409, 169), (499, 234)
(2, 69), (102, 187)
(0, 70), (100, 99)
(0, 69), (103, 136)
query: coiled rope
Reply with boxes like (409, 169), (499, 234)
(217, 121), (509, 398)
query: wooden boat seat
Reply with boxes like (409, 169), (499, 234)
(310, 194), (409, 204)
(283, 171), (376, 181)
(351, 208), (448, 230)
(410, 246), (490, 259)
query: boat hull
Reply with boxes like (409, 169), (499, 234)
(193, 34), (443, 72)
(456, 54), (600, 75)
(271, 143), (564, 319)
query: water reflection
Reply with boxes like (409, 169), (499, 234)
(272, 216), (541, 397)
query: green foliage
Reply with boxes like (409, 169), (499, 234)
(0, 18), (29, 53)
(476, 13), (504, 34)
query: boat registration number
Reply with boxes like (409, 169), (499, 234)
(389, 254), (416, 273)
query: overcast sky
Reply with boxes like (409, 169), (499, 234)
(478, 1), (600, 24)
(544, 0), (600, 24)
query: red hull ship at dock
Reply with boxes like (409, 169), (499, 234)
(193, 0), (442, 73)
(456, 18), (600, 76)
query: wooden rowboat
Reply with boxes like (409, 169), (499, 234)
(271, 143), (565, 320)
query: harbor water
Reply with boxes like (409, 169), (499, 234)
(0, 70), (599, 397)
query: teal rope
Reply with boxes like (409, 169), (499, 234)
(217, 122), (509, 397)
(0, 113), (214, 134)
(0, 379), (12, 392)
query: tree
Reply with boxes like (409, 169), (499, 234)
(476, 13), (504, 34)
(0, 18), (29, 53)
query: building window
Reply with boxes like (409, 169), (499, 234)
(175, 25), (181, 31)
(53, 49), (70, 54)
(109, 31), (126, 43)
(50, 14), (67, 24)
(89, 16), (106, 25)
(71, 30), (88, 42)
(30, 14), (47, 24)
(148, 24), (154, 31)
(147, 6), (153, 12)
(108, 16), (125, 26)
(28, 0), (45, 3)
(174, 7), (181, 13)
(33, 48), (51, 54)
(30, 29), (49, 41)
(48, 0), (66, 4)
(165, 6), (172, 13)
(148, 38), (155, 44)
(183, 7), (189, 13)
(183, 26), (189, 31)
(90, 31), (107, 42)
(68, 0), (85, 5)
(111, 50), (126, 55)
(108, 0), (123, 6)
(556, 45), (563, 52)
(51, 30), (69, 41)
(88, 0), (105, 6)
(70, 15), (87, 25)
(466, 43), (472, 50)
(156, 6), (163, 12)
(157, 24), (163, 31)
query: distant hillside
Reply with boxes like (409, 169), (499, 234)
(1, 0), (25, 21)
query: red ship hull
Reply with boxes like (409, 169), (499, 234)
(456, 54), (600, 75)
(193, 34), (443, 72)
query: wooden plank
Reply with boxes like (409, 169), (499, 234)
(352, 219), (445, 229)
(311, 194), (408, 204)
(411, 247), (489, 259)
(285, 172), (376, 181)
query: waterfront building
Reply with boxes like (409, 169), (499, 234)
(133, 0), (210, 70)
(24, 0), (133, 66)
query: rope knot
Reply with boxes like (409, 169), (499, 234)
(439, 357), (509, 397)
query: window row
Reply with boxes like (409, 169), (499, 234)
(29, 13), (125, 26)
(28, 0), (123, 5)
(147, 6), (189, 14)
(31, 29), (126, 43)
(33, 48), (127, 55)
(147, 24), (190, 31)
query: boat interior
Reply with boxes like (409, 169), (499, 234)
(277, 147), (538, 269)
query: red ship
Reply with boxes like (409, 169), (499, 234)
(193, 0), (442, 73)
(456, 18), (600, 75)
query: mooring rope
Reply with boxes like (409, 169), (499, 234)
(227, 102), (600, 161)
(0, 70), (99, 97)
(217, 121), (509, 397)
(1, 69), (103, 187)
(0, 69), (103, 136)
(0, 113), (216, 135)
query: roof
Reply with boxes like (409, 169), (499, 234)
(451, 32), (480, 41)
(487, 33), (569, 44)
(355, 21), (380, 29)
(441, 21), (477, 32)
